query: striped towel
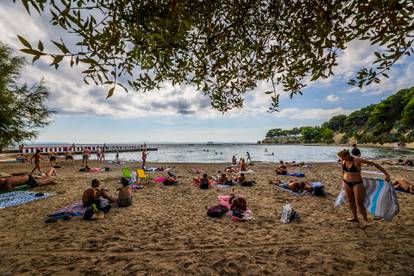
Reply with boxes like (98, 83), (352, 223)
(335, 178), (399, 221)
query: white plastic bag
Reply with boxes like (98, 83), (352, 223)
(280, 204), (299, 223)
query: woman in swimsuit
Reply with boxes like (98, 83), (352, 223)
(337, 149), (390, 225)
(30, 150), (43, 175)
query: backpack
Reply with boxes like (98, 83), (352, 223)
(312, 186), (326, 197)
(207, 204), (229, 217)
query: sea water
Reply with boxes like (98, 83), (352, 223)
(74, 144), (414, 163)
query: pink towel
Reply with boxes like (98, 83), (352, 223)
(154, 177), (167, 183)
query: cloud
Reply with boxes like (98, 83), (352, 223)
(274, 107), (352, 120)
(326, 95), (340, 102)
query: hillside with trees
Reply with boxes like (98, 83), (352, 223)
(263, 87), (414, 145)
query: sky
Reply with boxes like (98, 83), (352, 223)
(1, 2), (414, 144)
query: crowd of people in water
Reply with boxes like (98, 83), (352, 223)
(1, 143), (414, 223)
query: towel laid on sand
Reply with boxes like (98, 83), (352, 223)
(335, 178), (399, 221)
(275, 182), (323, 195)
(0, 191), (52, 209)
(287, 173), (305, 177)
(50, 200), (86, 219)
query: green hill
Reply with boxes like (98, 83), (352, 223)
(263, 87), (414, 144)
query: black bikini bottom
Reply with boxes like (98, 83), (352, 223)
(343, 179), (363, 188)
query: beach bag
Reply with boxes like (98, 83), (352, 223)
(312, 186), (326, 197)
(207, 204), (229, 218)
(280, 204), (300, 223)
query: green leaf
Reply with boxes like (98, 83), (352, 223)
(52, 40), (69, 54)
(37, 41), (44, 51)
(17, 35), (31, 48)
(106, 87), (115, 98)
(20, 48), (43, 56)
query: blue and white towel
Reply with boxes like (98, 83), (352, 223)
(0, 191), (52, 209)
(335, 178), (399, 221)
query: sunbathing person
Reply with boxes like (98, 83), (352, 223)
(117, 177), (133, 207)
(164, 172), (178, 186)
(0, 168), (58, 190)
(82, 179), (115, 208)
(275, 161), (288, 175)
(393, 179), (414, 194)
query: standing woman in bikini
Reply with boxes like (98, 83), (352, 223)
(337, 149), (390, 225)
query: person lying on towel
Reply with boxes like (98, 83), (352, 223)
(393, 179), (414, 194)
(82, 179), (116, 208)
(234, 173), (256, 186)
(270, 178), (313, 193)
(0, 167), (58, 190)
(275, 161), (288, 175)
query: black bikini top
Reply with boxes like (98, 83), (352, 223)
(342, 157), (360, 173)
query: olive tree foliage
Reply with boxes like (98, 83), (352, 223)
(0, 43), (52, 150)
(14, 0), (414, 112)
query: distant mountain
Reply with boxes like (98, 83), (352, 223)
(264, 87), (414, 145)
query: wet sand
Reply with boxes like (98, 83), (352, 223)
(0, 159), (413, 275)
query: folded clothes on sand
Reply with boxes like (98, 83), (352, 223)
(0, 191), (52, 209)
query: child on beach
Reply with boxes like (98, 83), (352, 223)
(117, 177), (133, 207)
(218, 173), (233, 186)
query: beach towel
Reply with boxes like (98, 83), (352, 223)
(287, 173), (305, 177)
(154, 177), (167, 183)
(0, 191), (52, 209)
(335, 178), (399, 221)
(362, 170), (384, 175)
(49, 200), (86, 219)
(275, 182), (323, 195)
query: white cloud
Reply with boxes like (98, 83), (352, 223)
(274, 107), (352, 120)
(326, 95), (340, 102)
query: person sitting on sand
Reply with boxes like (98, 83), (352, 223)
(82, 179), (115, 208)
(30, 150), (43, 175)
(338, 149), (390, 226)
(393, 179), (414, 194)
(199, 174), (210, 189)
(117, 177), (133, 207)
(275, 161), (288, 175)
(228, 189), (247, 213)
(217, 173), (233, 186)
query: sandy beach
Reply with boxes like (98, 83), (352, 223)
(0, 159), (413, 275)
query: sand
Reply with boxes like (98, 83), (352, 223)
(0, 159), (413, 275)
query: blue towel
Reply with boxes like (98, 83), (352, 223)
(287, 173), (305, 177)
(0, 191), (51, 209)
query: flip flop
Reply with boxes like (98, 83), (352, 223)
(346, 218), (359, 223)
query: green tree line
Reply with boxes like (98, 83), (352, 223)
(264, 87), (414, 144)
